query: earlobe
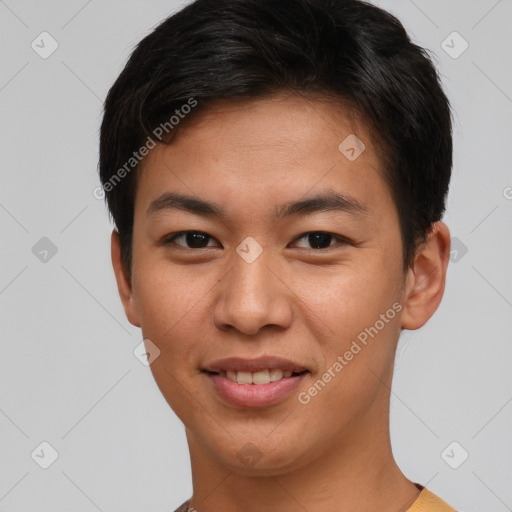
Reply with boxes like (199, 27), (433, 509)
(111, 231), (141, 327)
(400, 221), (451, 330)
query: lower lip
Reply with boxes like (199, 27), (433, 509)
(205, 372), (308, 408)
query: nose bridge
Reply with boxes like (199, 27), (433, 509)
(212, 248), (292, 335)
(234, 254), (272, 303)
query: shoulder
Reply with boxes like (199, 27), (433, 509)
(172, 490), (456, 512)
(172, 498), (191, 512)
(408, 487), (457, 512)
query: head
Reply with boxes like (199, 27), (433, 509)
(100, 0), (452, 475)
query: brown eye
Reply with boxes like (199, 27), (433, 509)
(165, 231), (219, 249)
(292, 232), (349, 250)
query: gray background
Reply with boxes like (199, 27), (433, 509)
(1, 0), (511, 511)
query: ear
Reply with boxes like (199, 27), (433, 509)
(111, 230), (141, 327)
(400, 221), (451, 330)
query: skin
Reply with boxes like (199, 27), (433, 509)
(111, 92), (451, 512)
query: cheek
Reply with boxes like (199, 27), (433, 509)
(294, 267), (402, 436)
(133, 269), (179, 332)
(130, 263), (212, 413)
(131, 259), (209, 342)
(291, 253), (403, 414)
(293, 255), (402, 344)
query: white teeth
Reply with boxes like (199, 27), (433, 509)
(226, 371), (237, 382)
(269, 369), (283, 382)
(236, 371), (253, 384)
(252, 370), (270, 385)
(219, 368), (302, 385)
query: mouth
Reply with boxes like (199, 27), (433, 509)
(203, 368), (309, 385)
(202, 356), (310, 408)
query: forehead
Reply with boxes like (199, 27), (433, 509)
(135, 92), (393, 221)
(166, 93), (372, 163)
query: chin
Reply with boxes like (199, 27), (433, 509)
(211, 436), (314, 477)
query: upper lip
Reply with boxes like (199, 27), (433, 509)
(203, 356), (309, 373)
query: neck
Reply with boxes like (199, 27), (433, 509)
(185, 394), (420, 512)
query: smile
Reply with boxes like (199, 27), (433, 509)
(209, 369), (308, 385)
(202, 356), (310, 407)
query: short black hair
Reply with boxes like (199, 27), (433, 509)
(99, 0), (452, 274)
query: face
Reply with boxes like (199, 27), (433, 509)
(112, 92), (446, 476)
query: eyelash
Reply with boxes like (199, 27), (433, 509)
(162, 230), (352, 250)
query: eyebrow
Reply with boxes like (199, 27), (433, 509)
(147, 190), (367, 220)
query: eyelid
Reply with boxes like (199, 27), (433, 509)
(162, 230), (353, 250)
(290, 231), (353, 249)
(162, 230), (221, 248)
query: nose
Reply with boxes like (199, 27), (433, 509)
(211, 253), (293, 336)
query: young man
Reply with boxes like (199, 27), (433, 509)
(99, 0), (455, 510)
